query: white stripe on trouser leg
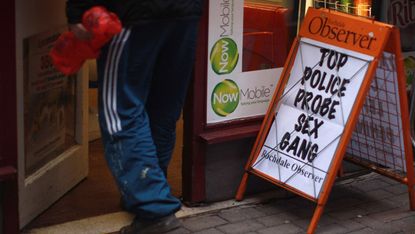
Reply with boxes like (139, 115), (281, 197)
(103, 30), (123, 135)
(106, 31), (123, 134)
(103, 28), (130, 135)
(111, 29), (131, 133)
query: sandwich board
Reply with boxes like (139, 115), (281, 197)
(236, 7), (415, 234)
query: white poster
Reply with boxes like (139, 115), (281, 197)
(252, 38), (373, 198)
(206, 0), (283, 124)
(24, 28), (75, 176)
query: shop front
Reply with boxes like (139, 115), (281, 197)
(182, 0), (306, 203)
(181, 0), (415, 205)
(4, 0), (415, 233)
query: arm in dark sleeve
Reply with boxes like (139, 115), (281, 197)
(66, 0), (97, 24)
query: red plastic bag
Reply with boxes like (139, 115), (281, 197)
(83, 6), (122, 50)
(50, 6), (122, 75)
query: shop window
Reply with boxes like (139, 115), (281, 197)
(313, 0), (373, 17)
(243, 0), (297, 72)
(206, 0), (301, 124)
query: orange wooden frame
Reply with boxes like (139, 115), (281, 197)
(236, 8), (415, 234)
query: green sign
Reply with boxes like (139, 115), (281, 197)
(210, 38), (239, 75)
(211, 79), (240, 116)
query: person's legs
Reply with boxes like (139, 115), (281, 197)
(146, 18), (200, 176)
(96, 25), (181, 222)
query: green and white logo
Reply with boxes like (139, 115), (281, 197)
(210, 38), (239, 75)
(211, 79), (239, 116)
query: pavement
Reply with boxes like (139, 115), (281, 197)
(28, 172), (415, 234)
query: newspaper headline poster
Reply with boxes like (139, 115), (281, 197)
(24, 28), (76, 176)
(237, 7), (414, 233)
(252, 38), (373, 198)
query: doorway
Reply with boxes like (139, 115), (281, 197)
(23, 64), (184, 230)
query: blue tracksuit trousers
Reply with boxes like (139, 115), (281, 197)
(96, 18), (199, 220)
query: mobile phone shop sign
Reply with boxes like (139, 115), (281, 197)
(206, 0), (282, 124)
(252, 38), (373, 198)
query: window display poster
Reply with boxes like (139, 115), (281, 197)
(24, 28), (76, 176)
(252, 38), (372, 198)
(206, 0), (284, 124)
